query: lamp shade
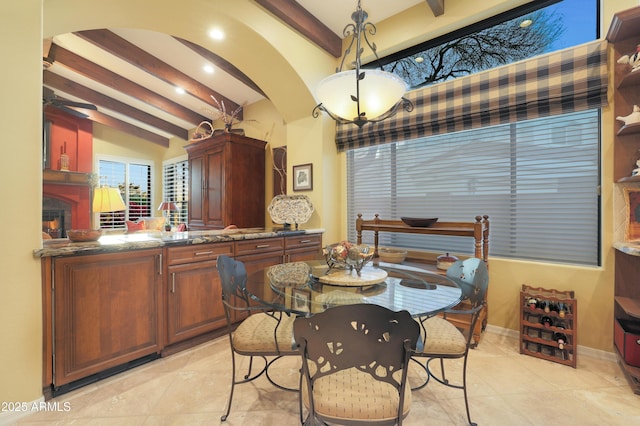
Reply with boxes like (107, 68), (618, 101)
(157, 201), (178, 211)
(92, 187), (126, 213)
(316, 69), (407, 122)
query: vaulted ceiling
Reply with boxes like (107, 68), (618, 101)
(42, 0), (444, 147)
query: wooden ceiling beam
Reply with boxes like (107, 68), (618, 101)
(78, 108), (170, 147)
(75, 29), (242, 120)
(254, 0), (342, 58)
(174, 37), (267, 99)
(44, 71), (189, 140)
(426, 0), (444, 17)
(49, 43), (209, 126)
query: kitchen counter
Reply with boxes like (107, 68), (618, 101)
(34, 227), (324, 257)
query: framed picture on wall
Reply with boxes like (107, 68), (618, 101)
(293, 163), (313, 191)
(625, 187), (640, 241)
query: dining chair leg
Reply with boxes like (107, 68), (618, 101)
(221, 351), (237, 422)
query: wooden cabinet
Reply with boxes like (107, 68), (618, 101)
(185, 133), (266, 230)
(284, 234), (323, 262)
(356, 214), (489, 345)
(50, 249), (163, 389)
(519, 285), (577, 368)
(165, 243), (234, 345)
(607, 5), (640, 394)
(608, 6), (640, 183)
(42, 232), (322, 396)
(235, 237), (286, 275)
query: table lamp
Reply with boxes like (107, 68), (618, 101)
(67, 186), (126, 242)
(158, 201), (178, 231)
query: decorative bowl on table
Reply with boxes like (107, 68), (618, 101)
(401, 217), (438, 227)
(378, 247), (407, 264)
(323, 241), (374, 277)
(66, 229), (103, 242)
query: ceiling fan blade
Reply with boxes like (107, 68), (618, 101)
(55, 99), (98, 110)
(52, 104), (91, 119)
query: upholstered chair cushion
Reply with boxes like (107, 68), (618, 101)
(301, 367), (411, 423)
(232, 312), (297, 355)
(416, 316), (467, 356)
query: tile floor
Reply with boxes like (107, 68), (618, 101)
(7, 331), (640, 425)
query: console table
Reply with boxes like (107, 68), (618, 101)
(356, 214), (490, 345)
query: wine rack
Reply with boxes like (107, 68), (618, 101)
(519, 284), (577, 368)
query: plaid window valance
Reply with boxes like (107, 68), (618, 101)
(335, 39), (608, 152)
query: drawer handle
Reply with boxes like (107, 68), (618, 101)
(299, 239), (311, 243)
(256, 244), (271, 248)
(195, 251), (214, 256)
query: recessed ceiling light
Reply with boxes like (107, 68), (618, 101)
(519, 19), (533, 28)
(175, 87), (186, 95)
(209, 29), (224, 40)
(203, 64), (214, 74)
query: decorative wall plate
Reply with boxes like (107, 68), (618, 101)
(268, 194), (314, 225)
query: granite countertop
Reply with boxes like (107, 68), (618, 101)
(34, 228), (324, 258)
(613, 241), (640, 257)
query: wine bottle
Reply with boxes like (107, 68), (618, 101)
(557, 302), (569, 318)
(540, 300), (551, 313)
(527, 297), (538, 309)
(554, 331), (568, 350)
(541, 315), (553, 328)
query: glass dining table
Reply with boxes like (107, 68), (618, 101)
(243, 259), (463, 318)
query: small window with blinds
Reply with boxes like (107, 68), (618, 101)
(162, 156), (189, 226)
(347, 109), (600, 266)
(97, 157), (153, 229)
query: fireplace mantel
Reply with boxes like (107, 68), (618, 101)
(43, 170), (90, 186)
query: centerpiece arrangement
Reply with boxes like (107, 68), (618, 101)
(323, 241), (374, 277)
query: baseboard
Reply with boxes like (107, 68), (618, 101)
(484, 324), (617, 362)
(0, 396), (44, 426)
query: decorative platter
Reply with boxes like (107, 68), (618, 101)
(401, 217), (438, 227)
(267, 262), (311, 288)
(317, 265), (388, 287)
(268, 195), (314, 225)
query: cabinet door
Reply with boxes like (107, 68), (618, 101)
(166, 260), (225, 344)
(205, 147), (224, 228)
(188, 154), (205, 228)
(53, 249), (162, 386)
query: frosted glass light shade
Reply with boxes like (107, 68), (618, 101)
(316, 69), (407, 121)
(93, 187), (126, 212)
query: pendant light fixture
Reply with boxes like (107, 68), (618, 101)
(312, 0), (413, 127)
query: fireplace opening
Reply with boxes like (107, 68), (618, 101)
(43, 197), (72, 238)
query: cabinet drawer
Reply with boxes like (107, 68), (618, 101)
(235, 237), (284, 256)
(166, 242), (234, 265)
(285, 234), (322, 250)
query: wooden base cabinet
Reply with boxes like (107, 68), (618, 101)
(165, 243), (234, 345)
(51, 249), (163, 388)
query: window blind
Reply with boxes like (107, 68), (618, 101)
(162, 157), (189, 226)
(97, 158), (153, 229)
(347, 109), (600, 265)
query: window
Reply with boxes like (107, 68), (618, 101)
(97, 157), (153, 229)
(347, 109), (600, 266)
(162, 156), (189, 226)
(377, 0), (598, 90)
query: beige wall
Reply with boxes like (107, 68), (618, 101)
(1, 0), (637, 406)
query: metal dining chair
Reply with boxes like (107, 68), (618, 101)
(411, 257), (489, 426)
(294, 304), (420, 426)
(216, 255), (299, 422)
